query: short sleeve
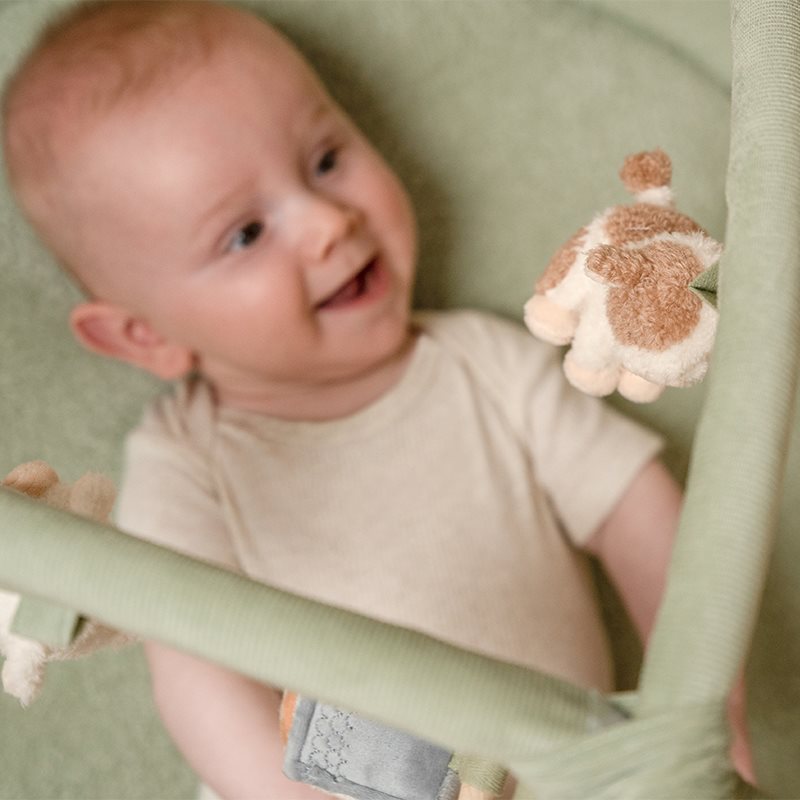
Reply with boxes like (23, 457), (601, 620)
(519, 344), (664, 545)
(114, 389), (240, 572)
(530, 365), (663, 545)
(420, 311), (664, 546)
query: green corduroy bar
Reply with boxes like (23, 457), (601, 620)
(639, 0), (800, 711)
(0, 487), (619, 790)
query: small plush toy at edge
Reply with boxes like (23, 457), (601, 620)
(0, 461), (135, 706)
(524, 149), (721, 403)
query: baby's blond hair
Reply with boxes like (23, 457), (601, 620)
(1, 1), (243, 287)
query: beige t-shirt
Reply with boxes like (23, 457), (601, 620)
(116, 310), (661, 691)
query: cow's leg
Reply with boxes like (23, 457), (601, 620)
(563, 350), (620, 396)
(618, 369), (664, 403)
(524, 294), (578, 345)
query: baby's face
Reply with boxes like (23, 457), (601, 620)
(65, 18), (416, 399)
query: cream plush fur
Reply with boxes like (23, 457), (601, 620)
(0, 461), (134, 706)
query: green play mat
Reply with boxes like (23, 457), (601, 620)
(1, 1), (798, 798)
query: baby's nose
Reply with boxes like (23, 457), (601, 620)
(292, 193), (360, 262)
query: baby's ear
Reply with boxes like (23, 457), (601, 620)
(69, 302), (193, 380)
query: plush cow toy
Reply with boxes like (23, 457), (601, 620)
(524, 149), (721, 403)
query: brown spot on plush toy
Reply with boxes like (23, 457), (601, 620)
(589, 240), (706, 350)
(525, 149), (721, 403)
(536, 226), (589, 294)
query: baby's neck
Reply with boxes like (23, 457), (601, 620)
(210, 332), (418, 421)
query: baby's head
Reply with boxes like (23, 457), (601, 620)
(2, 1), (416, 407)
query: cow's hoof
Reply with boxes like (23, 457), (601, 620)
(564, 353), (619, 396)
(618, 370), (664, 403)
(524, 295), (577, 345)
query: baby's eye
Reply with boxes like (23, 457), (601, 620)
(316, 148), (339, 176)
(229, 221), (264, 252)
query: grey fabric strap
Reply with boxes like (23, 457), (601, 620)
(283, 696), (460, 800)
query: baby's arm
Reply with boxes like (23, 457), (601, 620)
(584, 458), (754, 784)
(584, 458), (680, 642)
(144, 641), (327, 800)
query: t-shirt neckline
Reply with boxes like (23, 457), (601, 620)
(216, 330), (438, 444)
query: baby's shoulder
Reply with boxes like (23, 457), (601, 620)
(413, 308), (570, 442)
(414, 308), (559, 380)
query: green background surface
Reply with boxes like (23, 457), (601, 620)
(0, 1), (796, 798)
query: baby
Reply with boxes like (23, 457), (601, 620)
(1, 2), (750, 797)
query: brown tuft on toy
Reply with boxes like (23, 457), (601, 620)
(524, 149), (721, 403)
(0, 461), (134, 706)
(619, 148), (672, 196)
(2, 460), (59, 498)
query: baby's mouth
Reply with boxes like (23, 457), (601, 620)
(316, 258), (379, 310)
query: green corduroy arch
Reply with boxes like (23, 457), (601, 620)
(0, 0), (798, 797)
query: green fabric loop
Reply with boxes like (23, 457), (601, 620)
(10, 595), (83, 648)
(689, 263), (719, 309)
(510, 699), (738, 799)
